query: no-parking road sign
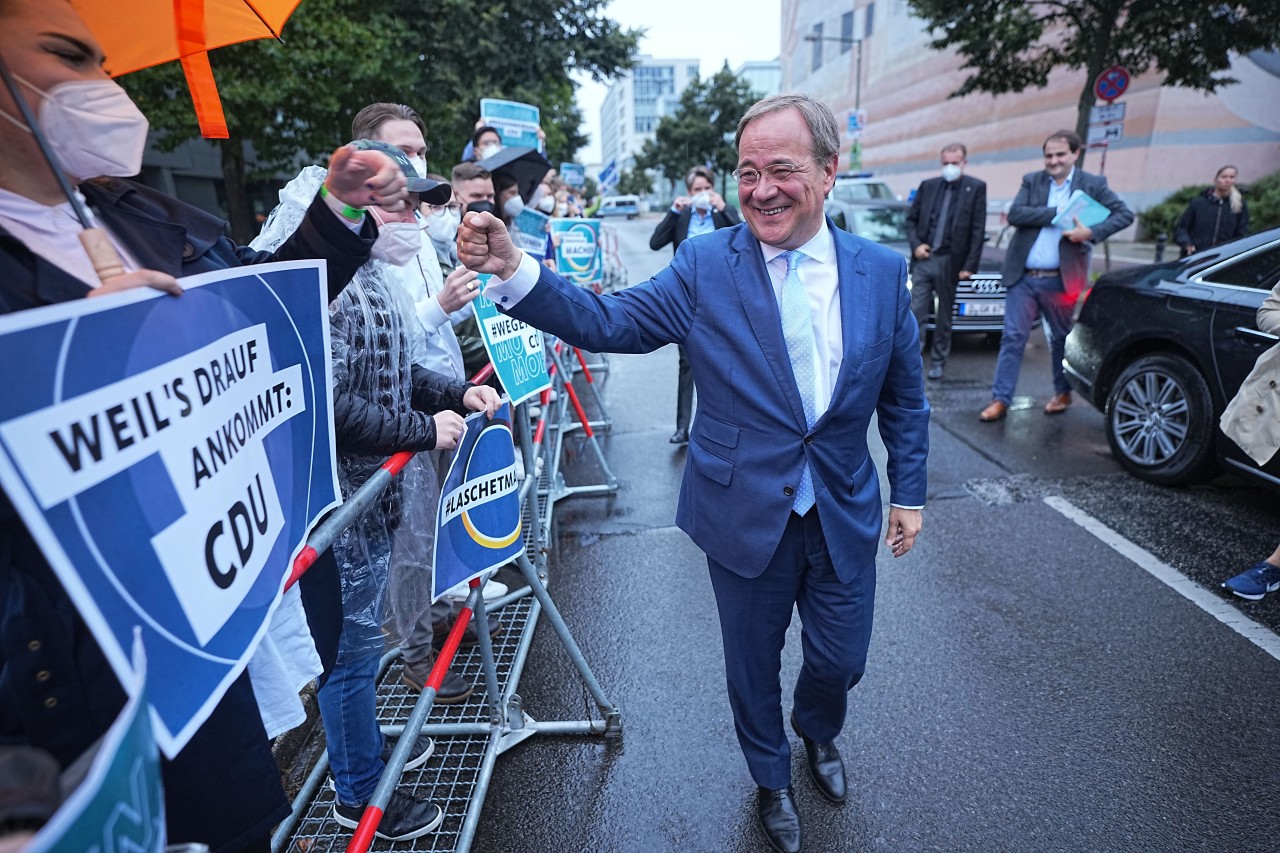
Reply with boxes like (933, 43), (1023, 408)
(1094, 66), (1130, 103)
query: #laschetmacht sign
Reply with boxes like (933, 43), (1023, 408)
(0, 261), (340, 756)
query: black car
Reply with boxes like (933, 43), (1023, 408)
(825, 198), (1011, 334)
(1064, 228), (1280, 490)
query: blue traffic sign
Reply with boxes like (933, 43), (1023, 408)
(1094, 66), (1130, 103)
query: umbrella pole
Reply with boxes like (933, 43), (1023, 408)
(0, 53), (128, 282)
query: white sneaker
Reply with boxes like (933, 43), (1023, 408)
(444, 573), (509, 602)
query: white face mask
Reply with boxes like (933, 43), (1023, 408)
(408, 155), (427, 179)
(502, 194), (525, 220)
(0, 76), (149, 181)
(941, 164), (963, 183)
(371, 221), (423, 266)
(555, 202), (568, 217)
(478, 143), (503, 160)
(427, 209), (460, 244)
(691, 191), (712, 211)
(536, 194), (556, 213)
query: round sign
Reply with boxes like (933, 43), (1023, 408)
(1094, 66), (1130, 102)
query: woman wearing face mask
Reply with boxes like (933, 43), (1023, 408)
(252, 144), (500, 842)
(1175, 165), (1250, 257)
(0, 3), (410, 851)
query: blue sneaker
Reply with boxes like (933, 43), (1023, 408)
(1222, 561), (1280, 601)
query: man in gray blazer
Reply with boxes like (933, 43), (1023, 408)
(980, 130), (1133, 421)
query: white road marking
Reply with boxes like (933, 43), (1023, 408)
(1045, 495), (1280, 662)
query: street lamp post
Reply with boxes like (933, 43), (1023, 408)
(803, 33), (862, 110)
(803, 32), (864, 168)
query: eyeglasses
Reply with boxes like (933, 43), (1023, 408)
(429, 202), (464, 215)
(732, 162), (810, 188)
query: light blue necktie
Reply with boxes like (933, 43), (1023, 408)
(778, 250), (817, 514)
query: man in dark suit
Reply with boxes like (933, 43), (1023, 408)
(905, 143), (987, 380)
(649, 165), (741, 444)
(980, 130), (1133, 421)
(458, 94), (929, 853)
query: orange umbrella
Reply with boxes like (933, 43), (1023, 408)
(73, 0), (304, 139)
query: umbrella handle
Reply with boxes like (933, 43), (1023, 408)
(78, 228), (127, 282)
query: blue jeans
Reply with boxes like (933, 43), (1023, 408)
(317, 603), (386, 807)
(991, 273), (1076, 404)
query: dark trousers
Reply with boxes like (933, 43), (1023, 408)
(675, 344), (694, 430)
(909, 253), (957, 367)
(706, 510), (876, 789)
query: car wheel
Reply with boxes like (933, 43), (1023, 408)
(1104, 353), (1219, 485)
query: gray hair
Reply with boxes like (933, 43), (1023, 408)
(735, 94), (840, 163)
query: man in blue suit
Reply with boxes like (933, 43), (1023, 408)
(459, 94), (929, 853)
(979, 130), (1133, 421)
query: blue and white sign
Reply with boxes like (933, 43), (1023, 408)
(560, 162), (585, 188)
(432, 402), (523, 600)
(480, 98), (542, 151)
(551, 218), (603, 289)
(473, 277), (551, 405)
(28, 635), (165, 853)
(597, 159), (618, 192)
(0, 261), (340, 756)
(512, 207), (550, 259)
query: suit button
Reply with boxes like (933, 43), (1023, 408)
(27, 640), (41, 652)
(783, 486), (795, 497)
(36, 670), (50, 682)
(43, 697), (57, 708)
(804, 435), (813, 445)
(181, 242), (195, 259)
(1258, 405), (1266, 414)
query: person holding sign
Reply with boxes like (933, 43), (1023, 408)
(0, 1), (410, 850)
(459, 94), (928, 853)
(979, 130), (1132, 422)
(648, 165), (741, 445)
(255, 143), (501, 841)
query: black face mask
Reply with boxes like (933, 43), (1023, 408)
(465, 200), (496, 216)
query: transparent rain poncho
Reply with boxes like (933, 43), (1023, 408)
(251, 167), (437, 655)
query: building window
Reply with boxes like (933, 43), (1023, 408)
(688, 64), (699, 79)
(811, 22), (823, 72)
(840, 11), (853, 52)
(865, 2), (875, 38)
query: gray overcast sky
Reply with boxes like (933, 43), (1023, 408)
(573, 0), (782, 164)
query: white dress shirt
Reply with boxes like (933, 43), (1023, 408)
(1025, 167), (1075, 271)
(387, 245), (468, 381)
(0, 186), (139, 286)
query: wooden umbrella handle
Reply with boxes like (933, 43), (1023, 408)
(78, 227), (126, 282)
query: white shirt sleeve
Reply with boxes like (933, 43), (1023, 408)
(478, 253), (542, 309)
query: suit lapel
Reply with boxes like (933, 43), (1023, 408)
(726, 227), (810, 429)
(825, 226), (867, 414)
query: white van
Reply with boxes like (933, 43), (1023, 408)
(597, 194), (640, 219)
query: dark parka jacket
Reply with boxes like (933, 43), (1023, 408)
(1175, 187), (1249, 254)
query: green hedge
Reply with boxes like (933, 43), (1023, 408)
(1139, 170), (1280, 241)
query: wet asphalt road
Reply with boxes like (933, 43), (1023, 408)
(470, 217), (1280, 853)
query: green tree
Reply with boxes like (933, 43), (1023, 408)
(635, 63), (759, 195)
(615, 167), (652, 197)
(121, 0), (640, 241)
(1142, 172), (1280, 240)
(906, 1), (1280, 157)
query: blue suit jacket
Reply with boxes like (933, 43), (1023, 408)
(504, 218), (929, 581)
(1003, 168), (1134, 297)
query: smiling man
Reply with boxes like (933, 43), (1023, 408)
(455, 93), (928, 853)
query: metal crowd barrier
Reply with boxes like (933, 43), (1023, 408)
(271, 339), (622, 853)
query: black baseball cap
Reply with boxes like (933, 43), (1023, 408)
(348, 139), (452, 205)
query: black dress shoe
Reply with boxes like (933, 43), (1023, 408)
(791, 712), (847, 804)
(669, 428), (689, 445)
(757, 786), (802, 853)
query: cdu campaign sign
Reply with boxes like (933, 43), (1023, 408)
(472, 275), (551, 406)
(0, 261), (340, 756)
(28, 634), (165, 853)
(551, 218), (603, 289)
(480, 98), (542, 151)
(432, 402), (523, 600)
